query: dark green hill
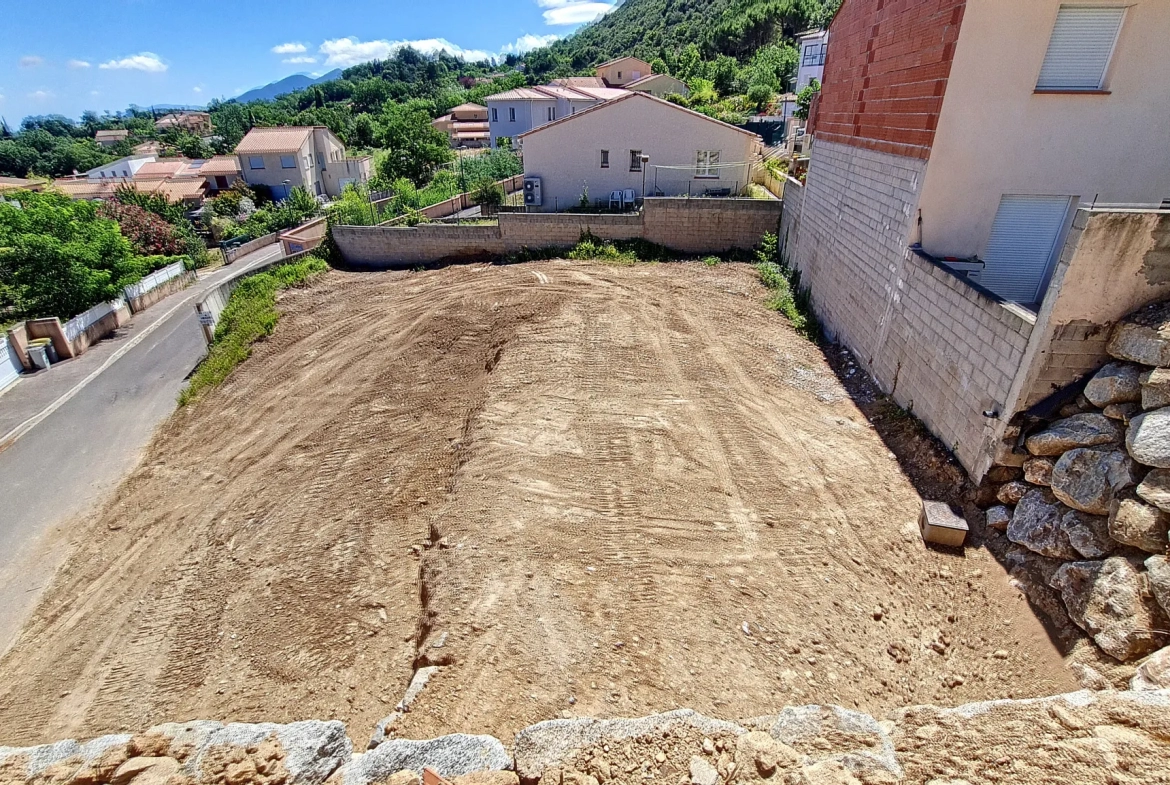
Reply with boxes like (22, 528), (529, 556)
(544, 0), (839, 66)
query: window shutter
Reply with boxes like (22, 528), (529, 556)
(980, 195), (1073, 304)
(1037, 6), (1125, 90)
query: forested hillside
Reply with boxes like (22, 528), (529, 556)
(0, 0), (839, 182)
(537, 0), (838, 67)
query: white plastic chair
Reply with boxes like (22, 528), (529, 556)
(623, 188), (636, 208)
(609, 190), (623, 210)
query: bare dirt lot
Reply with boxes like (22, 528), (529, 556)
(0, 260), (1080, 747)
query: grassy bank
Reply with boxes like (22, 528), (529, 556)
(179, 256), (327, 406)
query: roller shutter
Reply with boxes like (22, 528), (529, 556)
(980, 195), (1073, 305)
(1037, 6), (1126, 90)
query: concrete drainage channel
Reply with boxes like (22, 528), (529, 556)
(2, 689), (1169, 785)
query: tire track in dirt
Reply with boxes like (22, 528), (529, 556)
(0, 261), (1079, 748)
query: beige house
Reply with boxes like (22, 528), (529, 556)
(595, 56), (652, 87)
(234, 126), (371, 200)
(199, 156), (243, 193)
(94, 129), (129, 148)
(626, 73), (689, 99)
(432, 103), (490, 148)
(519, 92), (761, 211)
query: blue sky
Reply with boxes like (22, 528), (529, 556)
(1, 0), (616, 124)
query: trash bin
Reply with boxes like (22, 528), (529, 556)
(43, 342), (60, 364)
(27, 344), (50, 371)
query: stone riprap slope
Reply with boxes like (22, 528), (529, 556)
(2, 691), (1170, 785)
(984, 300), (1170, 685)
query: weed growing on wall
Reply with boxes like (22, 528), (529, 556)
(755, 232), (819, 341)
(179, 255), (328, 406)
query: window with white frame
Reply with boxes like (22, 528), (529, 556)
(600, 150), (609, 168)
(491, 107), (498, 122)
(1036, 5), (1126, 91)
(249, 156), (265, 170)
(280, 155), (296, 169)
(509, 107), (516, 122)
(695, 150), (720, 178)
(547, 106), (555, 121)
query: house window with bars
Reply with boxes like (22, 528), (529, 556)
(600, 150), (609, 168)
(629, 150), (642, 172)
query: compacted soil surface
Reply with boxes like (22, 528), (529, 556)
(0, 260), (1077, 747)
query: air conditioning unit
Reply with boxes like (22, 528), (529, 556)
(523, 177), (542, 207)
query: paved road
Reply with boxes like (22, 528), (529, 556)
(0, 245), (284, 653)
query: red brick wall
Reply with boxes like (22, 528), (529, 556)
(812, 0), (966, 159)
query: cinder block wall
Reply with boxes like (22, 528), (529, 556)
(332, 224), (506, 267)
(643, 198), (781, 253)
(332, 199), (781, 267)
(499, 213), (644, 251)
(783, 137), (1033, 475)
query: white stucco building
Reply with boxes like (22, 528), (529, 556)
(795, 29), (828, 91)
(518, 92), (761, 211)
(485, 85), (627, 149)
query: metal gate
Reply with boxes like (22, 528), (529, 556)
(0, 339), (21, 392)
(979, 194), (1073, 305)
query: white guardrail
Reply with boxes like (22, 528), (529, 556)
(123, 261), (184, 300)
(62, 262), (185, 343)
(63, 298), (126, 344)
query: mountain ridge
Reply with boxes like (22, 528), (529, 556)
(234, 69), (344, 104)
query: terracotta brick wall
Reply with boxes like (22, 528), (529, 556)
(814, 0), (966, 159)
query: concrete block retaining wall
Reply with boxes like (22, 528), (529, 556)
(224, 232), (280, 264)
(332, 198), (783, 268)
(781, 138), (1035, 476)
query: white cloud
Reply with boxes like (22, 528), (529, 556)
(537, 0), (616, 25)
(283, 56), (318, 64)
(193, 86), (203, 93)
(20, 55), (44, 68)
(68, 59), (91, 69)
(500, 33), (560, 54)
(318, 37), (494, 68)
(99, 52), (167, 72)
(272, 42), (308, 55)
(28, 90), (53, 101)
(90, 90), (101, 96)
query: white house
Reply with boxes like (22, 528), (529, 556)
(85, 154), (155, 181)
(485, 85), (627, 149)
(518, 92), (762, 212)
(795, 29), (828, 91)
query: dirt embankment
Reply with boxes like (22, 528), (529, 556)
(0, 261), (1077, 748)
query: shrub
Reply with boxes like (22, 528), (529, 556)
(460, 149), (522, 184)
(754, 232), (818, 341)
(180, 256), (327, 405)
(703, 255), (720, 267)
(472, 178), (504, 212)
(97, 200), (185, 256)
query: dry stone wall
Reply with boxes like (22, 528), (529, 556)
(983, 299), (1170, 673)
(4, 692), (1170, 785)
